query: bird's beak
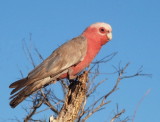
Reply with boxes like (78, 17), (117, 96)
(107, 32), (112, 40)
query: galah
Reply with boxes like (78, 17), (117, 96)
(9, 22), (112, 108)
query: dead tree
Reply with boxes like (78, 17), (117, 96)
(11, 38), (150, 122)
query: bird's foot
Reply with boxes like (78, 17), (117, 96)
(69, 75), (77, 80)
(68, 68), (77, 80)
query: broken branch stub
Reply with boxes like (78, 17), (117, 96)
(50, 71), (88, 122)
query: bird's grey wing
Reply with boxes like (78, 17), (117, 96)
(10, 35), (87, 90)
(28, 35), (87, 80)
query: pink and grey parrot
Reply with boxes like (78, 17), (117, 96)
(9, 22), (112, 108)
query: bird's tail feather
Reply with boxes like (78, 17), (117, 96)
(10, 77), (56, 108)
(9, 78), (27, 88)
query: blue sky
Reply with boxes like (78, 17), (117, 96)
(0, 0), (160, 122)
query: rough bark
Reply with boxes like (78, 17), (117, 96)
(50, 71), (88, 122)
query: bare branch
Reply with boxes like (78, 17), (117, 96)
(92, 52), (118, 64)
(34, 47), (44, 61)
(87, 79), (107, 97)
(40, 89), (59, 114)
(59, 79), (69, 96)
(82, 100), (110, 121)
(132, 89), (151, 122)
(16, 65), (24, 78)
(24, 98), (43, 122)
(22, 39), (36, 68)
(89, 52), (117, 71)
(110, 109), (125, 122)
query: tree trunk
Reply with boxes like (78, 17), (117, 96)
(50, 71), (88, 122)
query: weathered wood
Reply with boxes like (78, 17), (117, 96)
(50, 71), (88, 122)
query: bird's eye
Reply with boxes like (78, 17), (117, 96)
(99, 27), (106, 33)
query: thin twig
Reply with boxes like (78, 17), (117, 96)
(24, 99), (43, 122)
(22, 39), (36, 68)
(89, 52), (117, 71)
(132, 89), (151, 122)
(110, 109), (125, 122)
(34, 47), (44, 61)
(87, 79), (107, 97)
(40, 89), (59, 114)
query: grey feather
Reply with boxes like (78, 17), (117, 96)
(10, 35), (87, 108)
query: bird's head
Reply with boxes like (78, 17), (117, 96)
(82, 22), (112, 45)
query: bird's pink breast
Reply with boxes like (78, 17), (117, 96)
(59, 35), (102, 79)
(71, 42), (101, 75)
